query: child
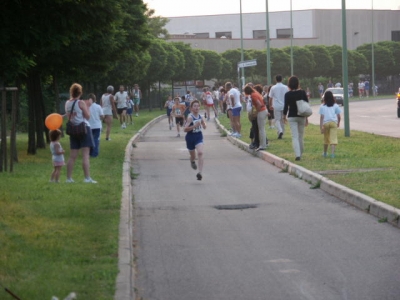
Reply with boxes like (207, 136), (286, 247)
(164, 95), (174, 130)
(172, 97), (186, 137)
(49, 129), (65, 182)
(184, 100), (207, 180)
(126, 94), (134, 125)
(319, 91), (341, 158)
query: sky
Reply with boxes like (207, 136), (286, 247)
(144, 0), (399, 17)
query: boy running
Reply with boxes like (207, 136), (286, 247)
(184, 100), (207, 180)
(172, 97), (186, 137)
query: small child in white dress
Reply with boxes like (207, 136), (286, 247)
(49, 129), (65, 182)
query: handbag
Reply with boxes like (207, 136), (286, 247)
(66, 100), (87, 139)
(296, 99), (313, 117)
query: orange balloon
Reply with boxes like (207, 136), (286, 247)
(45, 113), (63, 130)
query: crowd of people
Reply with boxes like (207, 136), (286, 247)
(49, 76), (344, 183)
(49, 83), (142, 183)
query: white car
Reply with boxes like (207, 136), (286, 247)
(322, 88), (344, 106)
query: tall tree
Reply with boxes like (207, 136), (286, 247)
(305, 45), (333, 77)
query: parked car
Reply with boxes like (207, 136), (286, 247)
(322, 88), (344, 106)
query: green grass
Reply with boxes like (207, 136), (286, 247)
(0, 109), (164, 299)
(218, 112), (400, 209)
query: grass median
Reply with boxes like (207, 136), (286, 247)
(217, 107), (400, 210)
(0, 110), (164, 299)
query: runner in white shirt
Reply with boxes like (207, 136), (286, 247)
(225, 82), (242, 138)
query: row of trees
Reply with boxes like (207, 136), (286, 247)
(1, 1), (399, 154)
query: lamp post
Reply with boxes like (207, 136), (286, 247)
(240, 0), (245, 89)
(290, 0), (293, 76)
(342, 0), (350, 137)
(265, 0), (271, 85)
(371, 0), (375, 96)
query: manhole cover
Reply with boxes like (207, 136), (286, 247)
(213, 204), (258, 210)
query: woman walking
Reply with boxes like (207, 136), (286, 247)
(283, 76), (309, 161)
(101, 85), (117, 141)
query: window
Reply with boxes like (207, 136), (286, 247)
(276, 28), (293, 39)
(392, 31), (400, 42)
(194, 32), (209, 38)
(215, 31), (232, 39)
(253, 30), (266, 39)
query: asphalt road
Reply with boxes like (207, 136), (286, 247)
(308, 98), (400, 137)
(132, 104), (400, 300)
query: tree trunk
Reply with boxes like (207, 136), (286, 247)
(35, 73), (46, 149)
(27, 76), (36, 154)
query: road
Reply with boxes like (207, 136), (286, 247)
(132, 102), (400, 300)
(308, 98), (400, 137)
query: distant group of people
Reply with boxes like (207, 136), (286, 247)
(49, 83), (142, 183)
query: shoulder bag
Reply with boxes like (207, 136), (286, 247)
(66, 100), (87, 139)
(296, 99), (313, 117)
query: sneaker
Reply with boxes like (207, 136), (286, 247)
(106, 138), (111, 141)
(278, 132), (283, 139)
(256, 147), (266, 152)
(136, 113), (139, 117)
(191, 161), (197, 170)
(169, 124), (172, 130)
(196, 173), (202, 181)
(229, 132), (237, 136)
(176, 133), (180, 137)
(84, 177), (97, 183)
(295, 157), (301, 161)
(331, 154), (335, 158)
(235, 133), (242, 138)
(249, 144), (257, 149)
(66, 178), (75, 183)
(322, 152), (327, 158)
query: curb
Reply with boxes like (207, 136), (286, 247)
(114, 115), (166, 300)
(215, 119), (400, 228)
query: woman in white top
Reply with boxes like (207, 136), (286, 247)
(64, 83), (96, 183)
(100, 85), (117, 141)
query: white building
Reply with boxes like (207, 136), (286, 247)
(165, 9), (400, 52)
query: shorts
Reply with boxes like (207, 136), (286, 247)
(127, 108), (133, 115)
(206, 103), (214, 107)
(268, 110), (274, 120)
(167, 108), (172, 117)
(232, 106), (242, 117)
(69, 126), (95, 149)
(323, 121), (338, 145)
(133, 98), (140, 105)
(117, 108), (127, 115)
(175, 117), (184, 126)
(226, 108), (232, 118)
(185, 132), (203, 151)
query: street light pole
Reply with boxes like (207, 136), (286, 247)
(342, 0), (350, 137)
(240, 0), (245, 89)
(371, 0), (375, 96)
(290, 0), (293, 76)
(265, 0), (271, 85)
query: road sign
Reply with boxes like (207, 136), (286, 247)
(237, 59), (257, 68)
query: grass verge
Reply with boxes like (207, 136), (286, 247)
(0, 110), (164, 299)
(218, 110), (400, 209)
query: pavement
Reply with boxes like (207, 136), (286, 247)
(114, 103), (400, 300)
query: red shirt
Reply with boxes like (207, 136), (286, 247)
(251, 92), (266, 112)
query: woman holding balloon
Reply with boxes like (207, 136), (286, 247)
(64, 83), (97, 183)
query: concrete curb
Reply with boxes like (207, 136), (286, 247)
(215, 119), (400, 228)
(115, 115), (166, 300)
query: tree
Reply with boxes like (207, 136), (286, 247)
(357, 43), (396, 77)
(326, 45), (343, 78)
(305, 45), (333, 77)
(196, 50), (222, 80)
(171, 42), (202, 81)
(282, 46), (315, 78)
(146, 8), (170, 39)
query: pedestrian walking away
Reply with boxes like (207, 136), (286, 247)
(283, 76), (309, 161)
(268, 75), (288, 140)
(319, 91), (341, 158)
(164, 95), (174, 130)
(184, 100), (207, 180)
